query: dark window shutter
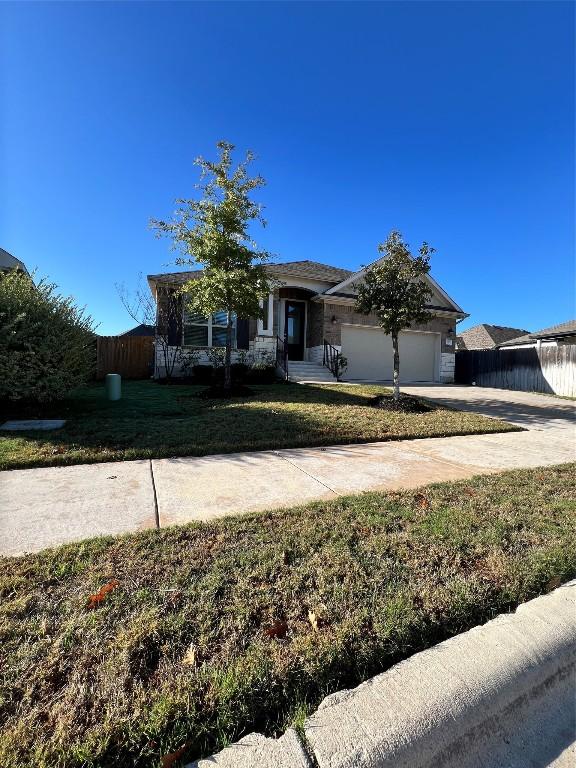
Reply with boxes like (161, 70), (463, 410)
(237, 318), (249, 350)
(167, 294), (183, 345)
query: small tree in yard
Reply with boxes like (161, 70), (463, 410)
(0, 270), (96, 402)
(116, 275), (185, 380)
(150, 140), (273, 392)
(355, 231), (434, 402)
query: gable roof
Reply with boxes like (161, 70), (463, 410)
(456, 324), (531, 350)
(324, 255), (466, 316)
(498, 319), (576, 347)
(147, 258), (465, 316)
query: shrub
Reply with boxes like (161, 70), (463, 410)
(245, 365), (277, 384)
(192, 364), (214, 384)
(0, 270), (96, 402)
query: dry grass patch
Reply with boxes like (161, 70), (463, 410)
(1, 464), (574, 767)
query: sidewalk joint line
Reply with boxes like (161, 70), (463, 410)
(149, 460), (160, 528)
(274, 452), (338, 495)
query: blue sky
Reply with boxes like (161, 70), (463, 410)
(1, 1), (574, 334)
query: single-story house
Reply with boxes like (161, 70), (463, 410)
(456, 324), (530, 351)
(496, 320), (576, 350)
(147, 259), (467, 383)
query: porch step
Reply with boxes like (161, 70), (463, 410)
(287, 361), (337, 383)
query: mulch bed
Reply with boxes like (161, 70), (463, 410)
(370, 393), (432, 413)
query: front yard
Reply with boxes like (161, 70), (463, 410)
(1, 464), (574, 767)
(0, 380), (518, 470)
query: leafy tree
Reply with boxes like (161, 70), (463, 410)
(0, 270), (96, 402)
(355, 231), (434, 401)
(150, 140), (273, 391)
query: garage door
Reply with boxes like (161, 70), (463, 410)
(341, 326), (438, 382)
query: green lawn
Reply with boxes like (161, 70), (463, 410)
(0, 380), (518, 470)
(1, 464), (574, 767)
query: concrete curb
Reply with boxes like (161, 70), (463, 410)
(188, 728), (310, 767)
(187, 582), (576, 767)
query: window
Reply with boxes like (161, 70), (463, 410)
(257, 294), (273, 336)
(183, 310), (236, 347)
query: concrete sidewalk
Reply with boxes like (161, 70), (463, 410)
(1, 426), (574, 556)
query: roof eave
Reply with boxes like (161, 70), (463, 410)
(312, 292), (467, 318)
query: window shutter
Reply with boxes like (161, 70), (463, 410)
(237, 318), (249, 350)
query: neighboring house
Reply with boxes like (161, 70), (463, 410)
(0, 247), (29, 275)
(147, 259), (467, 383)
(497, 320), (576, 350)
(117, 324), (155, 337)
(456, 324), (530, 351)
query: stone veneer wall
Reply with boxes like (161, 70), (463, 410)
(440, 352), (456, 383)
(154, 338), (276, 378)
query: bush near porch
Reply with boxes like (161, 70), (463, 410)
(0, 380), (518, 470)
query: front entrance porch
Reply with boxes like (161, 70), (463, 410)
(277, 286), (320, 363)
(284, 300), (306, 360)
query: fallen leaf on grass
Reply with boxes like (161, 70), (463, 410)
(86, 579), (119, 609)
(264, 619), (288, 639)
(182, 644), (196, 667)
(161, 742), (190, 768)
(414, 494), (429, 509)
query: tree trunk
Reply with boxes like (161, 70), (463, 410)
(392, 331), (400, 401)
(224, 312), (233, 391)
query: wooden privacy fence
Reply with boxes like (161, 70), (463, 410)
(455, 345), (576, 397)
(96, 336), (155, 380)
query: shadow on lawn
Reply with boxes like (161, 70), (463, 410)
(0, 382), (404, 466)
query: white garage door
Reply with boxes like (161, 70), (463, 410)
(341, 326), (438, 382)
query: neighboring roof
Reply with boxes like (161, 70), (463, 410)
(0, 247), (28, 274)
(118, 324), (155, 337)
(498, 319), (576, 348)
(456, 324), (531, 351)
(148, 260), (353, 288)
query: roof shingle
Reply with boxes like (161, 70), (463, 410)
(148, 260), (353, 287)
(456, 324), (531, 350)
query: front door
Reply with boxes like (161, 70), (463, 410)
(285, 301), (305, 360)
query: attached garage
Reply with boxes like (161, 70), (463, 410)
(341, 325), (439, 382)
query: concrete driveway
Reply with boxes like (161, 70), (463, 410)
(401, 384), (576, 431)
(1, 386), (574, 556)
